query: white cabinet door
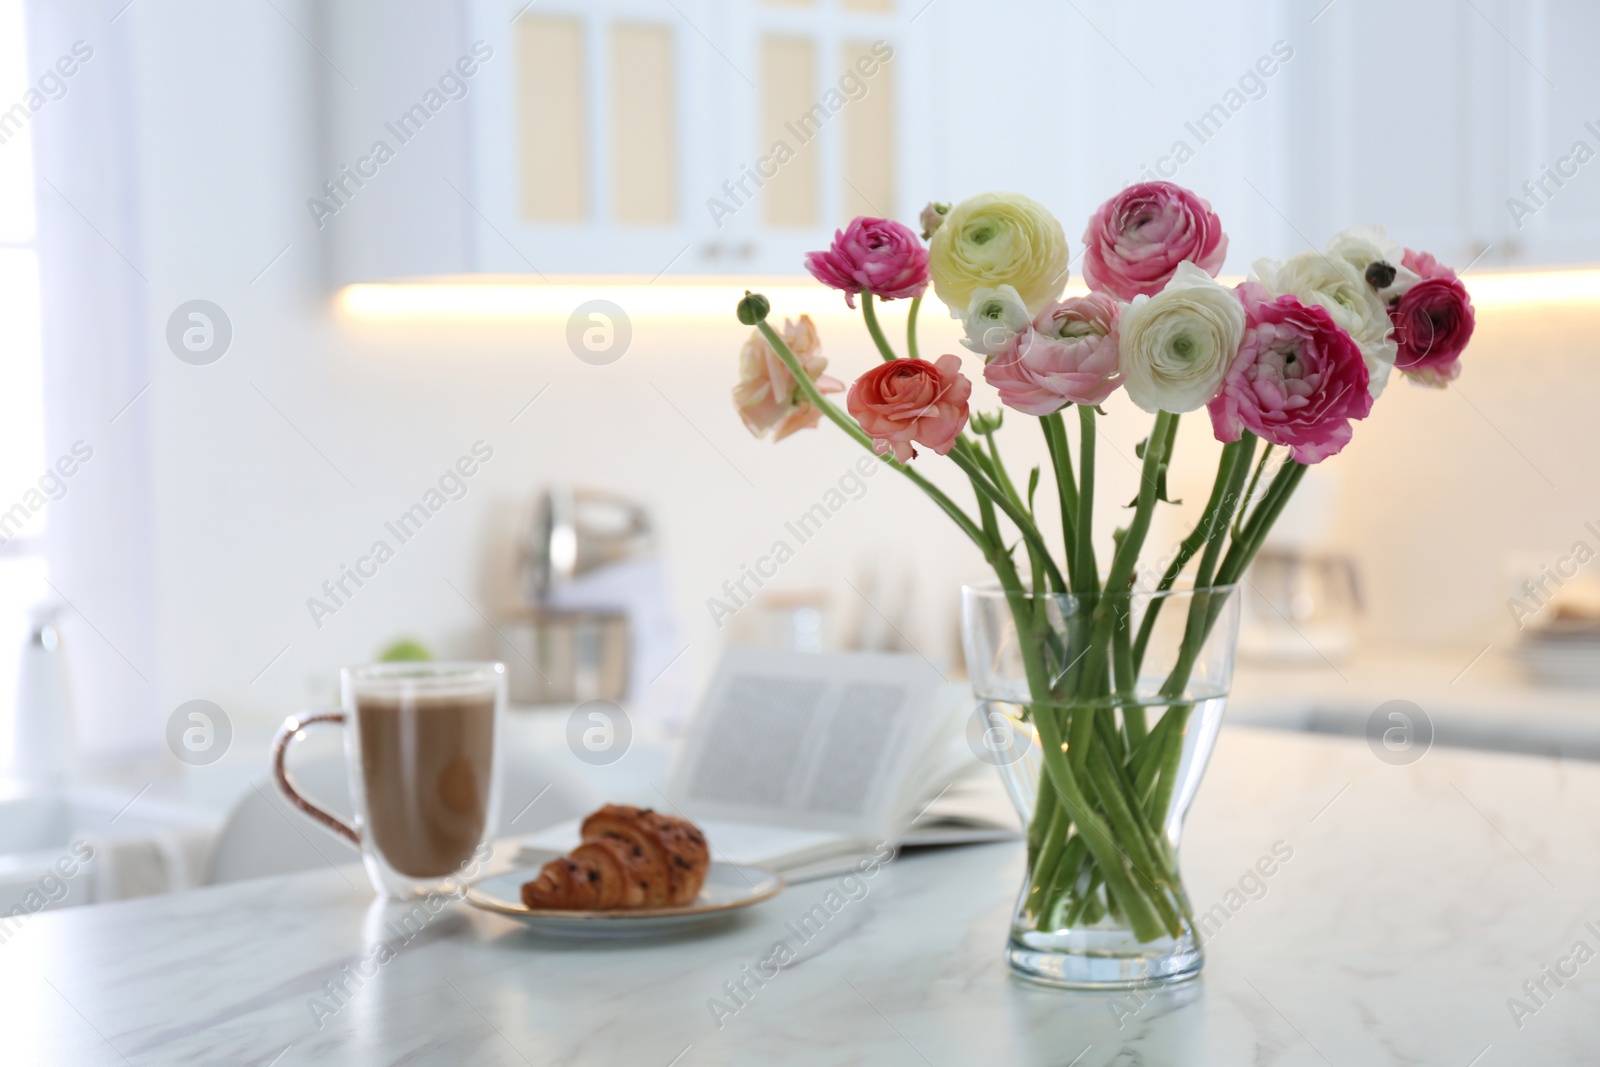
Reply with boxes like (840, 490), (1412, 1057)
(1279, 0), (1498, 269)
(1498, 0), (1600, 266)
(1275, 0), (1600, 270)
(461, 0), (933, 277)
(711, 1), (918, 275)
(463, 0), (721, 277)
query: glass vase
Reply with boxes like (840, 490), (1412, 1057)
(961, 583), (1240, 989)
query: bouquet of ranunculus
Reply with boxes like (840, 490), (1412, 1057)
(731, 183), (1474, 978)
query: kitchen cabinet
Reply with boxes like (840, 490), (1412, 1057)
(319, 0), (1600, 283)
(1498, 0), (1600, 266)
(1282, 0), (1600, 270)
(322, 0), (938, 281)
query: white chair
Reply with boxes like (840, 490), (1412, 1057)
(209, 751), (599, 885)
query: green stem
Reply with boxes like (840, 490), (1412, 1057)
(1102, 411), (1177, 597)
(1075, 411), (1178, 702)
(1064, 867), (1104, 926)
(1233, 444), (1277, 539)
(1146, 705), (1191, 833)
(1086, 746), (1182, 937)
(1027, 770), (1057, 867)
(1041, 413), (1079, 588)
(979, 430), (1024, 512)
(947, 446), (1068, 593)
(905, 295), (922, 362)
(1156, 457), (1305, 708)
(1131, 709), (1179, 797)
(1131, 435), (1251, 671)
(1219, 460), (1308, 586)
(1037, 834), (1089, 926)
(862, 293), (898, 362)
(754, 317), (987, 550)
(1032, 710), (1167, 942)
(1076, 406), (1099, 595)
(986, 538), (1166, 941)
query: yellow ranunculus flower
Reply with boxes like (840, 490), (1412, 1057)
(928, 192), (1070, 318)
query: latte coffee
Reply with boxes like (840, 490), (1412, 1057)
(356, 688), (496, 879)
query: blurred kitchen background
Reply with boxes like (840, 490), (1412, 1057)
(0, 0), (1596, 903)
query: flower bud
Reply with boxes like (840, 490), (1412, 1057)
(969, 409), (1004, 435)
(736, 291), (770, 325)
(919, 202), (950, 241)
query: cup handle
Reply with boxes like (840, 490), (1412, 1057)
(271, 712), (359, 847)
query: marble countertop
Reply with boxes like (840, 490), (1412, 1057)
(1228, 644), (1600, 758)
(5, 725), (1600, 1066)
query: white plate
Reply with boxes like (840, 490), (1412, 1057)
(465, 851), (785, 938)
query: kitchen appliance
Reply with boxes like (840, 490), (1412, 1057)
(1239, 548), (1362, 663)
(504, 487), (679, 709)
(494, 608), (630, 705)
(523, 487), (655, 604)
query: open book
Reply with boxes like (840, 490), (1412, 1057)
(520, 646), (1019, 879)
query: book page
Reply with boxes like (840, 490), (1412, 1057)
(668, 647), (950, 839)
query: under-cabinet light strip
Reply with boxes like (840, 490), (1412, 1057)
(336, 268), (1600, 321)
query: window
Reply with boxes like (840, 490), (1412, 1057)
(0, 0), (52, 767)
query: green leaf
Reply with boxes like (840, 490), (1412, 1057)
(1027, 466), (1040, 513)
(1155, 459), (1181, 506)
(1127, 462), (1182, 508)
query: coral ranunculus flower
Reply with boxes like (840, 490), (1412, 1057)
(847, 355), (972, 462)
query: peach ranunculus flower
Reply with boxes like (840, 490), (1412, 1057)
(733, 315), (843, 442)
(847, 354), (972, 462)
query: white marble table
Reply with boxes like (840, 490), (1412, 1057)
(1228, 645), (1600, 759)
(3, 725), (1598, 1066)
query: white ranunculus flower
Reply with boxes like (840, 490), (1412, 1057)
(1253, 251), (1396, 398)
(959, 285), (1032, 357)
(1325, 225), (1420, 304)
(1119, 262), (1245, 414)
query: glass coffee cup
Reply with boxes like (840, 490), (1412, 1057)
(271, 662), (505, 898)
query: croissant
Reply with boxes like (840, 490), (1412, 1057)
(521, 805), (711, 911)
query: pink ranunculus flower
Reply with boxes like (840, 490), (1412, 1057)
(847, 354), (971, 462)
(804, 217), (930, 308)
(985, 294), (1125, 414)
(1389, 249), (1475, 386)
(733, 315), (843, 442)
(1081, 182), (1229, 301)
(1208, 284), (1373, 464)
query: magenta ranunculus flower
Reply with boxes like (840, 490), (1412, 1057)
(804, 217), (930, 308)
(1389, 249), (1474, 387)
(1081, 182), (1229, 301)
(1208, 285), (1373, 464)
(984, 293), (1125, 414)
(847, 354), (971, 461)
